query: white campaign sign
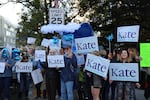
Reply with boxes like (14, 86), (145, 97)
(0, 62), (5, 73)
(27, 37), (36, 44)
(35, 50), (46, 62)
(47, 55), (64, 68)
(109, 63), (139, 82)
(15, 62), (33, 73)
(75, 36), (99, 54)
(41, 38), (50, 47)
(117, 25), (140, 42)
(31, 68), (43, 85)
(49, 8), (64, 24)
(85, 54), (110, 78)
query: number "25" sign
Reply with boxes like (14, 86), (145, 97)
(49, 8), (64, 24)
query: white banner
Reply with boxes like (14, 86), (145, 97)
(85, 54), (110, 78)
(117, 25), (140, 42)
(75, 36), (99, 54)
(47, 55), (64, 68)
(109, 63), (139, 82)
(49, 8), (64, 24)
(31, 68), (43, 85)
(27, 37), (36, 44)
(15, 62), (33, 72)
(0, 62), (5, 73)
(35, 50), (46, 62)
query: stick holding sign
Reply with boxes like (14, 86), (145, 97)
(106, 33), (113, 53)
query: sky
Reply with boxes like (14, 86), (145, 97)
(0, 0), (23, 27)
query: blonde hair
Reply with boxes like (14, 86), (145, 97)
(49, 49), (58, 55)
(128, 48), (138, 62)
(91, 49), (107, 57)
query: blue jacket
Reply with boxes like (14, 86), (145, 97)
(0, 58), (15, 77)
(60, 53), (77, 82)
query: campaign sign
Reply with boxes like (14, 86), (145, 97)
(85, 54), (110, 78)
(41, 38), (50, 47)
(0, 62), (5, 73)
(27, 37), (36, 44)
(117, 25), (140, 42)
(76, 54), (85, 65)
(49, 8), (64, 24)
(109, 63), (139, 82)
(35, 50), (46, 62)
(31, 68), (43, 85)
(47, 55), (64, 68)
(15, 62), (33, 73)
(140, 43), (150, 67)
(75, 36), (99, 54)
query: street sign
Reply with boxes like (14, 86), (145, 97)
(49, 8), (64, 24)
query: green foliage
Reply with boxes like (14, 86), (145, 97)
(16, 0), (48, 46)
(79, 0), (150, 42)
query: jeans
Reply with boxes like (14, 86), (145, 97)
(0, 77), (11, 100)
(116, 82), (135, 100)
(61, 80), (74, 100)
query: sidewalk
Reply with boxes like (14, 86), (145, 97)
(10, 86), (148, 100)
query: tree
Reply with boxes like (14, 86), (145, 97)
(79, 0), (150, 42)
(16, 0), (61, 46)
(16, 0), (79, 46)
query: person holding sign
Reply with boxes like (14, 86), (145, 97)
(60, 43), (77, 100)
(90, 50), (107, 100)
(0, 48), (15, 100)
(41, 48), (60, 100)
(115, 49), (141, 100)
(17, 52), (31, 99)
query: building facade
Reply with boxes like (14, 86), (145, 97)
(0, 15), (17, 49)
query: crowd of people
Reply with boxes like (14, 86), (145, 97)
(0, 43), (150, 100)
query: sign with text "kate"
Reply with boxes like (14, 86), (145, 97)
(75, 36), (99, 54)
(117, 25), (140, 42)
(109, 63), (139, 82)
(15, 62), (33, 73)
(47, 55), (64, 68)
(85, 54), (110, 78)
(35, 50), (46, 62)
